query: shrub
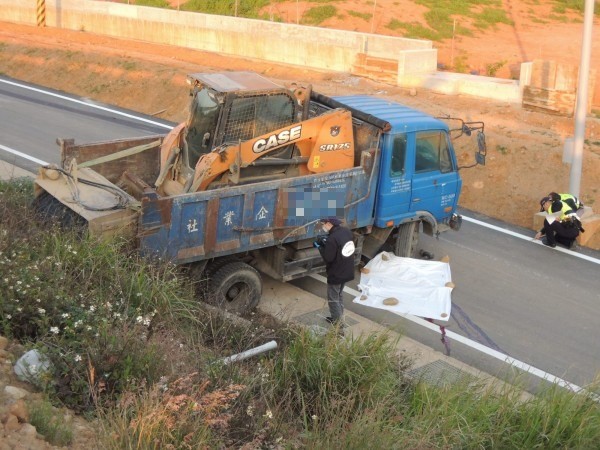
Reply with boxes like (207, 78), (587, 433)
(28, 397), (74, 446)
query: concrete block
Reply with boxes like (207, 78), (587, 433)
(579, 214), (600, 249)
(397, 49), (437, 76)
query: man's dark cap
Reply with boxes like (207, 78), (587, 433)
(320, 217), (341, 226)
(540, 196), (551, 212)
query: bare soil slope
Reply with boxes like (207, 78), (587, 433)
(264, 0), (600, 82)
(0, 20), (599, 247)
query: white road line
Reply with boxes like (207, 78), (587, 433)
(462, 216), (600, 265)
(0, 78), (173, 130)
(310, 271), (589, 395)
(0, 144), (48, 165)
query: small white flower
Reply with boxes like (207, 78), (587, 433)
(86, 326), (93, 331)
(16, 307), (22, 312)
(38, 308), (46, 315)
(36, 298), (41, 303)
(61, 313), (70, 319)
(136, 292), (142, 297)
(312, 414), (318, 421)
(136, 316), (143, 324)
(74, 354), (82, 362)
(89, 305), (96, 312)
(50, 326), (59, 334)
(264, 409), (273, 420)
(143, 318), (151, 327)
(6, 314), (11, 319)
(246, 405), (254, 417)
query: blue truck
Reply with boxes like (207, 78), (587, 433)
(34, 71), (485, 314)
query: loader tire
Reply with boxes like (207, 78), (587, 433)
(393, 221), (419, 258)
(32, 192), (87, 231)
(209, 261), (262, 315)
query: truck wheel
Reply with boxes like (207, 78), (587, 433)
(394, 221), (419, 258)
(205, 257), (239, 282)
(32, 192), (87, 230)
(209, 261), (262, 315)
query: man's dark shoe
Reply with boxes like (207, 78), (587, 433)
(325, 317), (346, 327)
(541, 238), (556, 248)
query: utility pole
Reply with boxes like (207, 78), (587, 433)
(569, 0), (595, 197)
(370, 0), (377, 34)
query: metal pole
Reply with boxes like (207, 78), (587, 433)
(370, 0), (377, 34)
(569, 0), (595, 197)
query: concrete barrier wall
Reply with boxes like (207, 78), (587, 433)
(0, 0), (531, 103)
(0, 0), (432, 73)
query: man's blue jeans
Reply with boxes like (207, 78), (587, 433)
(327, 283), (345, 322)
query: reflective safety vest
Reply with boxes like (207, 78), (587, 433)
(556, 193), (582, 211)
(557, 200), (577, 222)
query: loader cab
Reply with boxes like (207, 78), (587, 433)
(184, 72), (302, 171)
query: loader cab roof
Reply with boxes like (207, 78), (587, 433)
(332, 95), (448, 134)
(187, 71), (285, 94)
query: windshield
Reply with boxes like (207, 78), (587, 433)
(185, 87), (220, 168)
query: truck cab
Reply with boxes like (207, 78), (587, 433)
(327, 95), (466, 258)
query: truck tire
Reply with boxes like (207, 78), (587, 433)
(205, 257), (239, 282)
(32, 192), (87, 230)
(209, 261), (262, 315)
(394, 221), (419, 258)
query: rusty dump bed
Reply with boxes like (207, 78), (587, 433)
(35, 136), (165, 239)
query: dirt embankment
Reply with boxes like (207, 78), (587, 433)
(0, 21), (599, 242)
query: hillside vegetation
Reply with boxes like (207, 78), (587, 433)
(1, 178), (600, 448)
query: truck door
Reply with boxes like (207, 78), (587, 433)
(373, 133), (412, 226)
(408, 130), (460, 220)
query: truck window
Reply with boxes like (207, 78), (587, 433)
(185, 88), (220, 168)
(390, 134), (407, 176)
(222, 94), (295, 144)
(415, 131), (452, 174)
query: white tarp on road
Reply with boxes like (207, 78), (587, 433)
(353, 252), (453, 321)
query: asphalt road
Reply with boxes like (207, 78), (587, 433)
(0, 76), (171, 172)
(2, 76), (600, 390)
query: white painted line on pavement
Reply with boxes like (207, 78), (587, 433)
(462, 216), (600, 265)
(0, 78), (173, 130)
(310, 271), (589, 395)
(0, 144), (48, 165)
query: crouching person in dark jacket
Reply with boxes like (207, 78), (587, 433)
(315, 218), (356, 326)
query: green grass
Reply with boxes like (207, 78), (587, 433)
(135, 0), (171, 7)
(348, 10), (372, 21)
(180, 0), (270, 18)
(28, 397), (74, 446)
(2, 180), (600, 447)
(301, 5), (337, 25)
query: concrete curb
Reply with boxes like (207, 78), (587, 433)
(0, 161), (35, 181)
(259, 274), (493, 381)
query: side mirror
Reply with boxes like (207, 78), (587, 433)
(475, 131), (487, 166)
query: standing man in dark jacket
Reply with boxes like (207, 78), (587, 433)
(315, 217), (356, 325)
